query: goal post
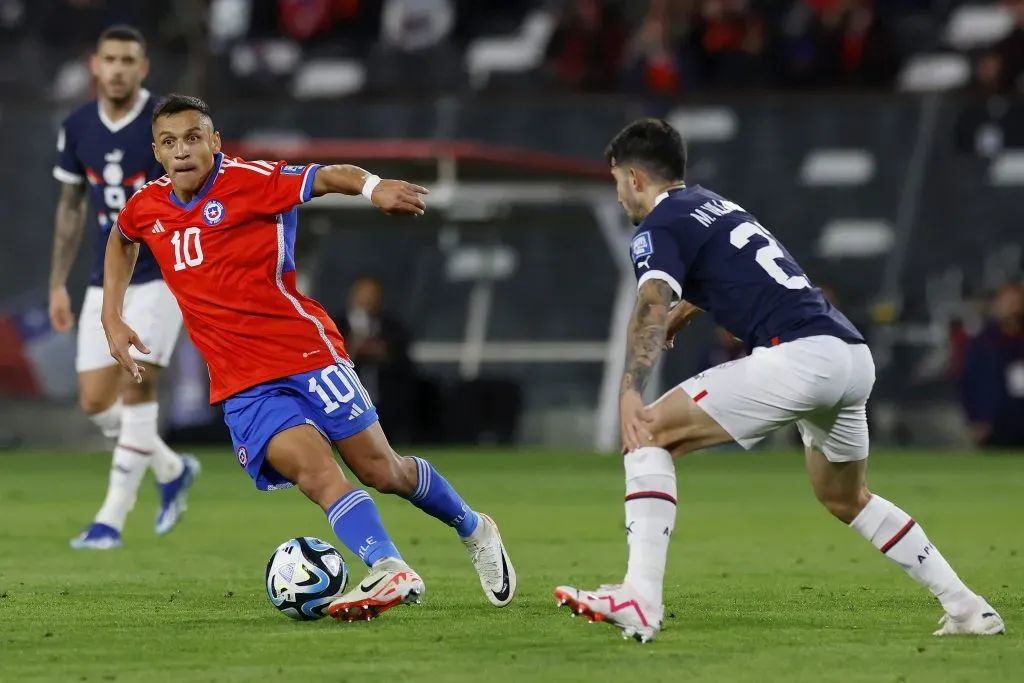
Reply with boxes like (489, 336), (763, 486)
(226, 139), (642, 451)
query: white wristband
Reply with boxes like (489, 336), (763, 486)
(361, 174), (381, 200)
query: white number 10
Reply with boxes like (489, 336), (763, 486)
(308, 366), (356, 414)
(171, 227), (204, 272)
(729, 221), (810, 290)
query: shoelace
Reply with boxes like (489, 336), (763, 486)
(466, 535), (504, 586)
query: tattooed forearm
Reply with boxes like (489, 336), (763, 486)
(620, 279), (673, 397)
(50, 182), (87, 289)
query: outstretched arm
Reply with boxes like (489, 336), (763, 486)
(311, 164), (428, 216)
(619, 280), (674, 452)
(100, 229), (149, 382)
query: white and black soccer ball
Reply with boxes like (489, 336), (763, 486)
(265, 537), (348, 620)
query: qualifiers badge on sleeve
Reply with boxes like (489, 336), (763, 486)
(631, 231), (654, 269)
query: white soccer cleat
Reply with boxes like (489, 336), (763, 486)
(327, 558), (425, 622)
(554, 583), (663, 643)
(462, 513), (516, 607)
(933, 598), (1005, 636)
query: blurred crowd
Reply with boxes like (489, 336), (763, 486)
(950, 282), (1024, 449)
(968, 1), (1024, 94)
(954, 1), (1024, 156)
(5, 0), (1024, 96)
(550, 0), (912, 93)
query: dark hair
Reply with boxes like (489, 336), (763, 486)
(353, 274), (382, 288)
(605, 118), (687, 183)
(97, 25), (146, 53)
(152, 94), (213, 125)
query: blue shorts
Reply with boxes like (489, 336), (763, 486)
(223, 364), (378, 491)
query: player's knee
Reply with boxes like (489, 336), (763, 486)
(293, 459), (346, 508)
(649, 401), (731, 455)
(655, 424), (704, 455)
(79, 393), (114, 417)
(120, 372), (159, 404)
(660, 431), (695, 455)
(350, 452), (415, 495)
(815, 486), (871, 524)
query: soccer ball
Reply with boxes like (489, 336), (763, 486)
(265, 537), (348, 620)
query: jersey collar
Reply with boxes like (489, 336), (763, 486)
(653, 184), (687, 207)
(98, 88), (151, 134)
(168, 152), (223, 211)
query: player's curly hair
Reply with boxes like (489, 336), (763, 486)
(152, 94), (212, 125)
(605, 118), (687, 183)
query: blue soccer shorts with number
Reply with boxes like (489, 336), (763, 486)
(222, 363), (378, 490)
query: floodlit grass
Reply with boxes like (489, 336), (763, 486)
(0, 448), (1020, 682)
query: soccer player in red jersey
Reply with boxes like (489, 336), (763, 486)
(101, 94), (516, 620)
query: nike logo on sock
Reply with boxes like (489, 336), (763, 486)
(491, 550), (511, 603)
(360, 575), (386, 593)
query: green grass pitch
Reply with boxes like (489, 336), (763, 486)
(0, 447), (1021, 682)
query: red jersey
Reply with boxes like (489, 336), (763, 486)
(116, 153), (349, 403)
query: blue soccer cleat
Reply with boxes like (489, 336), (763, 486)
(70, 523), (123, 550)
(155, 454), (201, 535)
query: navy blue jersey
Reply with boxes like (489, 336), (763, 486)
(54, 89), (164, 287)
(630, 185), (863, 351)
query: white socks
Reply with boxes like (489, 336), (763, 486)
(619, 458), (978, 619)
(623, 447), (677, 608)
(91, 402), (185, 531)
(850, 494), (978, 618)
(88, 400), (185, 484)
(95, 403), (157, 531)
(151, 432), (185, 483)
(88, 399), (123, 438)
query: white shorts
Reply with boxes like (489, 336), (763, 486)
(678, 335), (875, 462)
(76, 280), (184, 373)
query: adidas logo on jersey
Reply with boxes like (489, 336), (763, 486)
(349, 404), (364, 421)
(151, 220), (166, 234)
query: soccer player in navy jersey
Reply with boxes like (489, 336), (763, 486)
(48, 26), (198, 549)
(555, 118), (1004, 642)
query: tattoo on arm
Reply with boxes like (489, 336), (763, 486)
(50, 182), (87, 289)
(620, 280), (673, 397)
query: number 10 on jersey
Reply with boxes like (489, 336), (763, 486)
(171, 227), (204, 271)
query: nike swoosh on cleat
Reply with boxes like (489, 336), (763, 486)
(490, 549), (511, 603)
(360, 575), (386, 593)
